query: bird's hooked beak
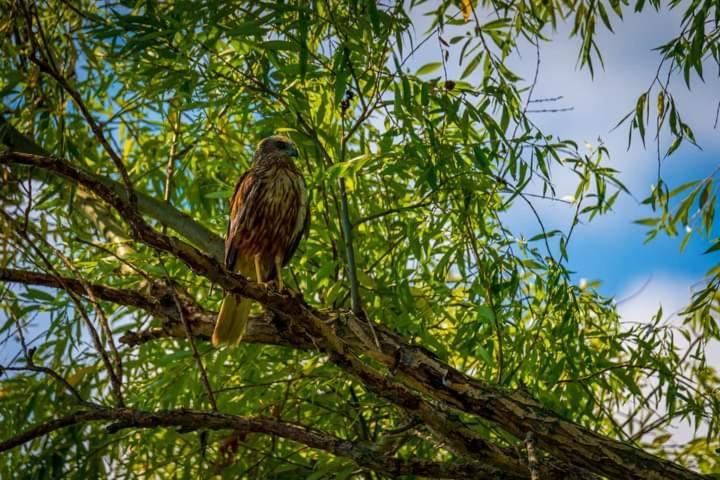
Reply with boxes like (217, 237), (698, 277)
(286, 145), (299, 158)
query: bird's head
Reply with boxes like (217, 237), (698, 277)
(254, 135), (299, 163)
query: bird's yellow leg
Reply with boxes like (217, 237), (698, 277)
(254, 253), (263, 284)
(274, 255), (284, 291)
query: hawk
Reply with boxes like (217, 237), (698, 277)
(212, 135), (310, 346)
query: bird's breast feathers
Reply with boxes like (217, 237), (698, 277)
(226, 162), (308, 271)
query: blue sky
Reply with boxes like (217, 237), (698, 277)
(408, 5), (718, 328)
(508, 9), (717, 299)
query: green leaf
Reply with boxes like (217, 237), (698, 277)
(416, 62), (442, 76)
(204, 190), (233, 199)
(634, 218), (658, 226)
(461, 53), (482, 79)
(635, 92), (647, 145)
(704, 241), (720, 254)
(262, 40), (296, 51)
(24, 288), (56, 303)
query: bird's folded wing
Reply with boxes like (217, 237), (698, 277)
(282, 183), (310, 267)
(225, 170), (260, 271)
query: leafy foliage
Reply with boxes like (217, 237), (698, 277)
(0, 0), (718, 478)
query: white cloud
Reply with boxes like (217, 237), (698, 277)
(616, 273), (694, 325)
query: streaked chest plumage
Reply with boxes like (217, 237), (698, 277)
(226, 158), (308, 271)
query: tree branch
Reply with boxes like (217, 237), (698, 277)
(0, 407), (517, 479)
(0, 151), (707, 480)
(0, 267), (306, 350)
(337, 177), (363, 317)
(0, 116), (224, 261)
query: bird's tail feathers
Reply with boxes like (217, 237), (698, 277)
(212, 294), (251, 346)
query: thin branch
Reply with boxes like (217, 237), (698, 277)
(528, 96), (564, 103)
(73, 236), (149, 280)
(527, 107), (575, 113)
(2, 215), (125, 407)
(0, 365), (91, 406)
(0, 407), (517, 479)
(352, 200), (433, 227)
(20, 4), (136, 208)
(337, 177), (363, 318)
(164, 98), (181, 206)
(524, 432), (540, 480)
(156, 254), (217, 411)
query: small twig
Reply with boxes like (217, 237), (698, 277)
(164, 98), (181, 207)
(13, 312), (30, 360)
(463, 213), (504, 382)
(528, 96), (564, 103)
(22, 168), (32, 232)
(527, 107), (574, 113)
(1, 364), (91, 406)
(352, 200), (433, 227)
(74, 237), (151, 281)
(156, 253), (217, 411)
(384, 417), (421, 435)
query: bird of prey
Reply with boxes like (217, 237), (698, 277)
(212, 135), (309, 346)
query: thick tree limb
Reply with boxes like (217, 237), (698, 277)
(75, 189), (136, 274)
(0, 150), (707, 479)
(0, 407), (516, 479)
(0, 267), (304, 349)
